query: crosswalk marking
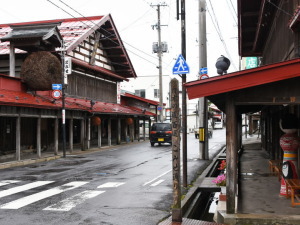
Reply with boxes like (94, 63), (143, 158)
(143, 169), (171, 186)
(97, 182), (125, 188)
(150, 179), (164, 187)
(0, 180), (21, 187)
(43, 190), (105, 211)
(0, 181), (54, 198)
(0, 181), (88, 209)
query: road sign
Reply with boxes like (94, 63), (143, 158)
(52, 84), (62, 90)
(200, 67), (208, 75)
(200, 74), (209, 80)
(172, 54), (189, 74)
(52, 90), (62, 99)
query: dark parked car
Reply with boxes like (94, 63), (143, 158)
(150, 122), (172, 146)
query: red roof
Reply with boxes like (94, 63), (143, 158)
(122, 92), (164, 106)
(0, 89), (155, 116)
(0, 74), (154, 116)
(185, 58), (300, 99)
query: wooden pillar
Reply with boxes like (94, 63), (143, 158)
(81, 119), (85, 150)
(117, 118), (121, 145)
(226, 93), (238, 214)
(143, 119), (146, 141)
(54, 118), (58, 155)
(69, 118), (73, 153)
(171, 78), (182, 221)
(37, 117), (41, 158)
(136, 119), (140, 141)
(125, 121), (128, 143)
(87, 117), (91, 149)
(16, 116), (21, 161)
(237, 114), (242, 149)
(98, 122), (102, 148)
(249, 115), (253, 135)
(130, 124), (134, 142)
(108, 117), (111, 146)
(149, 118), (152, 132)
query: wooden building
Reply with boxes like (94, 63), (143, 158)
(0, 15), (156, 161)
(185, 0), (300, 220)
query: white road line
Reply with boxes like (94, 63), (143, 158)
(0, 181), (54, 198)
(0, 181), (88, 209)
(143, 169), (171, 186)
(0, 180), (21, 187)
(43, 190), (105, 211)
(150, 179), (164, 187)
(97, 182), (125, 188)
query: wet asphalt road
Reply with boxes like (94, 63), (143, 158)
(0, 129), (225, 225)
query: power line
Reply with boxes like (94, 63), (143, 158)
(46, 0), (159, 69)
(226, 0), (237, 26)
(207, 0), (237, 70)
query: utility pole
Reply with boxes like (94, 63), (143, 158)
(61, 40), (67, 158)
(152, 3), (167, 122)
(176, 0), (188, 188)
(198, 0), (208, 160)
(181, 0), (188, 188)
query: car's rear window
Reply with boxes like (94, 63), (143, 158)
(151, 123), (171, 131)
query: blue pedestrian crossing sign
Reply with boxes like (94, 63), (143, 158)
(172, 54), (189, 74)
(200, 67), (208, 75)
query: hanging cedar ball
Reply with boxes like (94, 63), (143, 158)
(92, 116), (101, 126)
(21, 51), (62, 90)
(126, 118), (134, 125)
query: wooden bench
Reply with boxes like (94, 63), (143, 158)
(285, 179), (300, 207)
(268, 160), (282, 181)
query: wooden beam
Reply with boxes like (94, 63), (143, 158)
(90, 32), (101, 65)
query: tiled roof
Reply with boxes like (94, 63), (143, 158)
(0, 15), (136, 79)
(0, 16), (103, 54)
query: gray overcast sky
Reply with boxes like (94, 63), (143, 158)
(0, 0), (239, 83)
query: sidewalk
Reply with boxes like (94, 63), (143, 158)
(215, 135), (300, 225)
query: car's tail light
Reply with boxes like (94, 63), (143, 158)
(150, 131), (157, 134)
(165, 131), (172, 134)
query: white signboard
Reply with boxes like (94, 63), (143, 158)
(64, 57), (72, 84)
(117, 82), (121, 104)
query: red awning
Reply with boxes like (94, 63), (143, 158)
(185, 58), (300, 100)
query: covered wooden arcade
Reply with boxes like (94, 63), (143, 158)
(185, 58), (300, 214)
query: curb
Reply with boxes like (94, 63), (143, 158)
(0, 140), (148, 170)
(0, 155), (61, 169)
